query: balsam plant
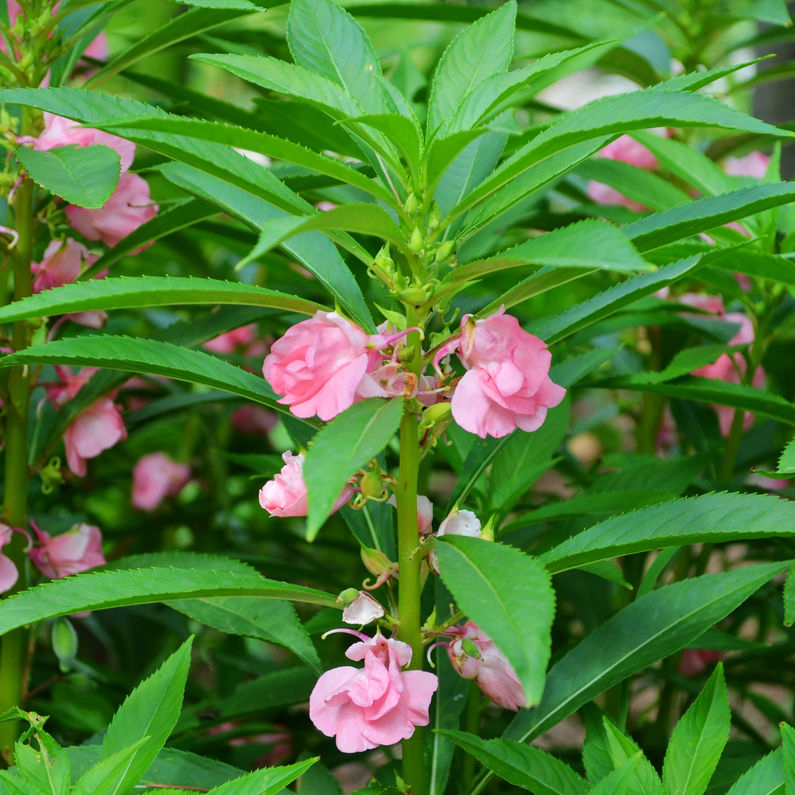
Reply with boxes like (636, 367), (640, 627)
(0, 1), (795, 794)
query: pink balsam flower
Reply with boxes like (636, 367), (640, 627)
(387, 494), (434, 536)
(679, 648), (723, 677)
(263, 311), (388, 421)
(258, 450), (353, 518)
(204, 324), (257, 354)
(309, 632), (438, 752)
(725, 152), (770, 179)
(451, 309), (565, 439)
(0, 524), (19, 594)
(66, 172), (158, 248)
(586, 134), (658, 211)
(32, 237), (97, 293)
(29, 522), (105, 579)
(132, 452), (191, 512)
(447, 621), (525, 711)
(34, 112), (135, 174)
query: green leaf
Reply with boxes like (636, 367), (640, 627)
(287, 0), (388, 114)
(504, 563), (788, 748)
(158, 162), (374, 331)
(71, 738), (149, 795)
(435, 536), (555, 707)
(589, 758), (646, 795)
(602, 719), (664, 795)
(206, 759), (317, 795)
(426, 129), (490, 196)
(782, 723), (795, 795)
(0, 567), (338, 636)
(426, 1), (516, 136)
(98, 638), (193, 795)
(534, 256), (701, 344)
(624, 184), (795, 252)
(438, 731), (587, 795)
(96, 114), (396, 206)
(443, 220), (649, 293)
(15, 729), (69, 795)
(452, 89), (789, 219)
(0, 277), (324, 324)
(725, 749), (784, 795)
(304, 399), (403, 540)
(240, 203), (404, 265)
(542, 492), (795, 574)
(0, 336), (294, 417)
(663, 663), (730, 795)
(175, 0), (261, 8)
(15, 145), (119, 208)
(784, 564), (795, 628)
(482, 266), (595, 316)
(86, 7), (253, 86)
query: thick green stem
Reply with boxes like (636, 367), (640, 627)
(718, 407), (745, 483)
(396, 407), (425, 795)
(0, 176), (35, 760)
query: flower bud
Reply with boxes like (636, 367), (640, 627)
(428, 202), (442, 231)
(404, 193), (419, 215)
(359, 467), (387, 501)
(409, 227), (423, 253)
(336, 587), (360, 606)
(420, 401), (451, 430)
(435, 240), (455, 263)
(361, 546), (395, 578)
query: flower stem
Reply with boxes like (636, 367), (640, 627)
(0, 175), (35, 761)
(396, 406), (425, 795)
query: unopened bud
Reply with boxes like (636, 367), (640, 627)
(374, 244), (394, 273)
(428, 203), (441, 231)
(435, 240), (455, 263)
(361, 546), (395, 578)
(336, 587), (360, 606)
(420, 401), (452, 430)
(399, 285), (427, 305)
(409, 227), (423, 253)
(404, 193), (419, 215)
(480, 516), (496, 542)
(360, 468), (387, 500)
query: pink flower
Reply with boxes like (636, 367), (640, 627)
(447, 622), (525, 710)
(258, 450), (353, 518)
(32, 238), (97, 293)
(309, 632), (438, 752)
(430, 507), (481, 572)
(691, 311), (764, 435)
(263, 311), (388, 421)
(0, 524), (19, 594)
(230, 405), (278, 436)
(29, 522), (105, 579)
(132, 452), (191, 511)
(34, 113), (136, 174)
(387, 494), (434, 536)
(725, 152), (770, 179)
(450, 309), (566, 439)
(587, 134), (658, 211)
(64, 397), (127, 476)
(204, 324), (256, 354)
(678, 649), (723, 677)
(66, 172), (158, 248)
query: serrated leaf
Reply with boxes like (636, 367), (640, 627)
(663, 663), (730, 795)
(207, 758), (317, 795)
(725, 748), (785, 795)
(72, 738), (149, 795)
(542, 492), (795, 574)
(427, 1), (516, 136)
(504, 563), (788, 752)
(304, 399), (403, 540)
(589, 757), (646, 795)
(782, 724), (795, 795)
(602, 719), (664, 795)
(435, 536), (555, 707)
(0, 277), (324, 324)
(97, 638), (193, 795)
(0, 336), (293, 416)
(16, 144), (119, 208)
(438, 731), (587, 795)
(625, 184), (795, 252)
(0, 567), (338, 636)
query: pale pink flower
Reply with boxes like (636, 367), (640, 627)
(587, 134), (658, 211)
(447, 621), (525, 710)
(258, 450), (353, 518)
(0, 524), (19, 594)
(34, 112), (135, 174)
(725, 152), (770, 179)
(66, 310), (108, 328)
(263, 311), (388, 421)
(430, 507), (481, 572)
(203, 324), (256, 354)
(387, 494), (434, 536)
(81, 32), (109, 63)
(309, 632), (438, 752)
(678, 649), (723, 677)
(32, 238), (97, 293)
(66, 172), (158, 248)
(29, 522), (105, 579)
(230, 405), (278, 436)
(342, 592), (385, 625)
(132, 452), (191, 512)
(450, 309), (566, 439)
(64, 397), (127, 476)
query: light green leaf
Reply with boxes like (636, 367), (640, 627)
(287, 0), (389, 114)
(602, 719), (664, 795)
(86, 7), (253, 86)
(438, 731), (587, 795)
(0, 336), (292, 416)
(427, 1), (516, 136)
(782, 723), (795, 795)
(589, 758), (646, 795)
(71, 738), (148, 795)
(625, 184), (795, 252)
(304, 399), (404, 540)
(206, 759), (317, 795)
(435, 536), (555, 707)
(15, 729), (69, 795)
(444, 220), (649, 293)
(0, 277), (324, 324)
(0, 567), (338, 636)
(542, 492), (795, 574)
(98, 638), (193, 795)
(725, 749), (784, 795)
(504, 563), (788, 749)
(663, 663), (730, 795)
(16, 144), (119, 208)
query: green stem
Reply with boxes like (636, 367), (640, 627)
(718, 408), (745, 482)
(0, 176), (35, 761)
(396, 407), (425, 795)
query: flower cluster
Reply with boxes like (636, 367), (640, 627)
(309, 631), (437, 753)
